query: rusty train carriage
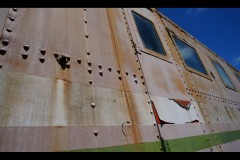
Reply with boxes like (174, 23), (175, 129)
(0, 8), (240, 152)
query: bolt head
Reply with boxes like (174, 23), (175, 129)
(94, 130), (98, 136)
(39, 57), (45, 63)
(22, 53), (28, 59)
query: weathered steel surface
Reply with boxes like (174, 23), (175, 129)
(0, 8), (240, 152)
(0, 8), (9, 39)
(160, 123), (204, 140)
(139, 53), (190, 100)
(220, 139), (240, 152)
(0, 72), (132, 126)
(0, 125), (159, 152)
(107, 8), (147, 94)
(151, 96), (198, 124)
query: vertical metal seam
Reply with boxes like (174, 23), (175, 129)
(121, 8), (167, 152)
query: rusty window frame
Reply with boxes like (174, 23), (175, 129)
(125, 8), (172, 63)
(168, 31), (211, 80)
(212, 60), (236, 91)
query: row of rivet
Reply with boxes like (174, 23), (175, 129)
(186, 88), (240, 106)
(0, 8), (18, 68)
(160, 13), (223, 151)
(121, 9), (157, 136)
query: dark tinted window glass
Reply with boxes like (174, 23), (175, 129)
(173, 36), (208, 75)
(213, 62), (235, 89)
(132, 12), (166, 55)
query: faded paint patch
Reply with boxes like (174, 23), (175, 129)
(52, 79), (68, 126)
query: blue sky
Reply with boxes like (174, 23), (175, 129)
(158, 8), (240, 71)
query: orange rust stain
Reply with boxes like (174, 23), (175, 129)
(107, 9), (141, 146)
(151, 101), (161, 125)
(170, 75), (187, 94)
(172, 99), (190, 109)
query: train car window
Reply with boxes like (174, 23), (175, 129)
(132, 11), (166, 56)
(172, 36), (208, 75)
(213, 61), (235, 89)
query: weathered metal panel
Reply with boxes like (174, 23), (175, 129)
(151, 96), (198, 124)
(126, 92), (153, 125)
(139, 53), (190, 100)
(0, 8), (9, 38)
(9, 8), (86, 58)
(160, 123), (204, 140)
(0, 126), (128, 152)
(0, 71), (132, 127)
(107, 8), (147, 94)
(220, 139), (240, 152)
(0, 8), (240, 152)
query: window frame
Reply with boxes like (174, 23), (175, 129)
(235, 73), (240, 83)
(126, 8), (171, 62)
(212, 60), (236, 90)
(168, 32), (211, 80)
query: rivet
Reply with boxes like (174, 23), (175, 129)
(40, 49), (46, 55)
(84, 20), (87, 24)
(142, 81), (145, 85)
(138, 67), (141, 70)
(133, 73), (136, 78)
(12, 8), (18, 12)
(0, 48), (7, 55)
(6, 28), (12, 33)
(64, 54), (70, 61)
(0, 63), (2, 69)
(125, 71), (128, 75)
(77, 59), (81, 64)
(87, 52), (90, 55)
(88, 68), (92, 74)
(99, 70), (103, 76)
(156, 134), (160, 139)
(140, 75), (143, 79)
(117, 69), (120, 74)
(85, 35), (89, 38)
(91, 103), (95, 108)
(153, 122), (156, 126)
(147, 100), (151, 104)
(39, 57), (45, 63)
(118, 76), (122, 80)
(89, 80), (92, 84)
(54, 53), (59, 58)
(134, 79), (137, 84)
(136, 59), (138, 62)
(145, 90), (148, 94)
(98, 64), (102, 69)
(9, 16), (15, 21)
(87, 61), (91, 66)
(66, 63), (70, 69)
(21, 53), (28, 59)
(150, 111), (153, 114)
(94, 130), (98, 136)
(108, 67), (112, 72)
(23, 45), (30, 51)
(2, 39), (9, 46)
(84, 9), (87, 11)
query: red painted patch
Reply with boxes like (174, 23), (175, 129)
(172, 99), (191, 109)
(151, 101), (161, 125)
